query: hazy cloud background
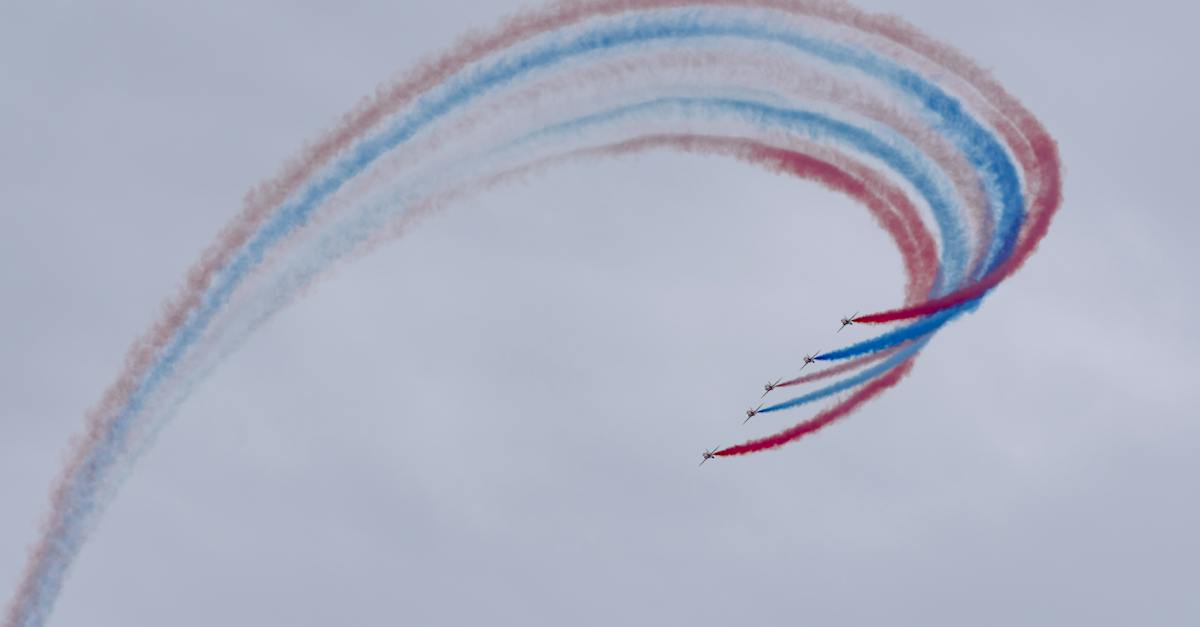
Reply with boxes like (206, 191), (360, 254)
(1, 1), (1197, 625)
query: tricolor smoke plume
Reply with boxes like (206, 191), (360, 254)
(5, 2), (1060, 625)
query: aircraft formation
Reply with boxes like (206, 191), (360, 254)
(702, 312), (857, 466)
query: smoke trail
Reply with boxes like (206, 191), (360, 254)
(5, 2), (1060, 625)
(718, 358), (917, 456)
(819, 302), (976, 361)
(778, 346), (903, 388)
(761, 339), (926, 414)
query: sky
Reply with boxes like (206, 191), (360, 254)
(1, 1), (1197, 626)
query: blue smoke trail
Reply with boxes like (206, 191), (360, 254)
(817, 299), (984, 362)
(762, 338), (928, 413)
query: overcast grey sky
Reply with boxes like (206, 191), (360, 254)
(2, 1), (1197, 625)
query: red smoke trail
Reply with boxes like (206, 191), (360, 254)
(745, 143), (939, 302)
(780, 0), (1063, 293)
(718, 358), (914, 455)
(613, 136), (939, 301)
(781, 3), (1062, 326)
(853, 137), (1060, 324)
(505, 133), (939, 456)
(803, 5), (1064, 323)
(853, 138), (1059, 324)
(577, 135), (941, 304)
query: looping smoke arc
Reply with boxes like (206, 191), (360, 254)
(5, 1), (1061, 625)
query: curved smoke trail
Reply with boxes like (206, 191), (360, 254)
(5, 1), (1061, 625)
